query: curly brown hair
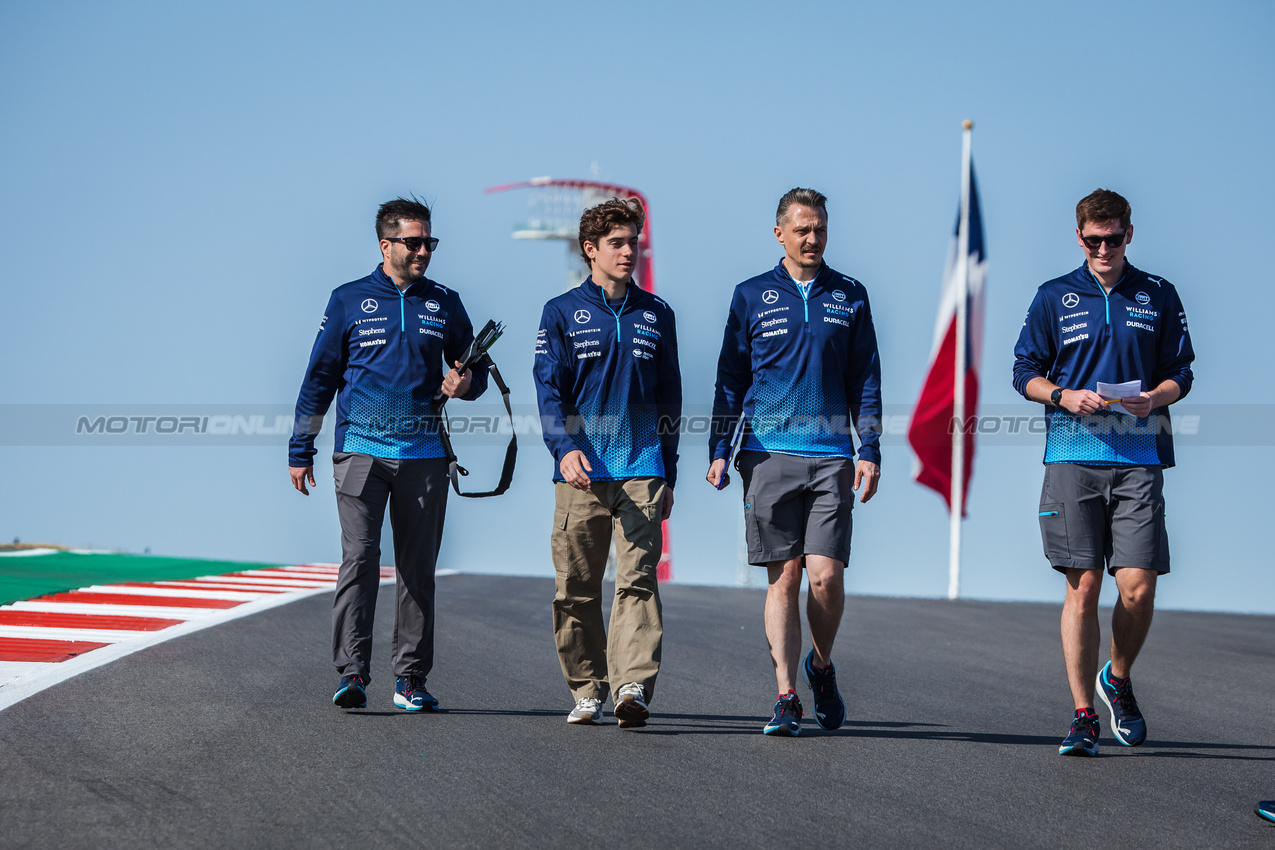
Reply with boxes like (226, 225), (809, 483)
(1075, 189), (1131, 230)
(578, 197), (645, 265)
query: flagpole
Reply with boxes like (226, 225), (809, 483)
(949, 119), (973, 601)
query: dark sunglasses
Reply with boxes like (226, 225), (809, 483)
(386, 236), (439, 253)
(1080, 231), (1127, 250)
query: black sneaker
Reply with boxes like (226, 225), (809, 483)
(1058, 709), (1100, 756)
(763, 690), (803, 737)
(1096, 661), (1146, 746)
(803, 649), (846, 730)
(333, 674), (367, 709)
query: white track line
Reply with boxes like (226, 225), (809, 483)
(76, 585), (269, 601)
(5, 601), (221, 619)
(0, 626), (152, 642)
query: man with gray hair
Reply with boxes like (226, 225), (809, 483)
(708, 187), (882, 736)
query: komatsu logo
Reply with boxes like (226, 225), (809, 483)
(359, 338), (386, 348)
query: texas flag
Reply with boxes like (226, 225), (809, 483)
(908, 165), (987, 515)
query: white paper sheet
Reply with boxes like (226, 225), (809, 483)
(1096, 380), (1143, 417)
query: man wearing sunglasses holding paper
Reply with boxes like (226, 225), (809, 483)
(1013, 188), (1195, 756)
(289, 196), (488, 713)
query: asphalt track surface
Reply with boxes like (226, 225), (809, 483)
(2, 574), (1273, 849)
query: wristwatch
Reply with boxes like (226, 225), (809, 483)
(1050, 388), (1064, 408)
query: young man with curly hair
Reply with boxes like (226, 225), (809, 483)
(533, 198), (682, 728)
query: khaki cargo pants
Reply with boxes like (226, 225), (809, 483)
(551, 477), (665, 704)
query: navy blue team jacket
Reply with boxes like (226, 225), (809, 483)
(533, 278), (682, 488)
(1012, 261), (1194, 467)
(289, 265), (488, 466)
(710, 261), (883, 464)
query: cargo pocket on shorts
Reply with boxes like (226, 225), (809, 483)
(1154, 503), (1170, 568)
(1038, 503), (1069, 561)
(553, 507), (569, 530)
(743, 499), (763, 563)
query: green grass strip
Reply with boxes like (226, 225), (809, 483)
(0, 551), (288, 607)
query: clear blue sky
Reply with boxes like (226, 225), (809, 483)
(2, 1), (1272, 613)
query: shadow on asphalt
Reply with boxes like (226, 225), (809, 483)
(371, 709), (1275, 756)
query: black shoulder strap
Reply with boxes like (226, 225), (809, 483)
(436, 355), (517, 498)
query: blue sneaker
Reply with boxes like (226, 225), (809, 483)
(1256, 801), (1275, 824)
(1058, 709), (1100, 756)
(803, 649), (846, 730)
(333, 674), (367, 709)
(1096, 661), (1146, 746)
(763, 691), (802, 737)
(394, 676), (439, 712)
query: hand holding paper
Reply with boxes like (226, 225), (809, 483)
(1096, 380), (1144, 417)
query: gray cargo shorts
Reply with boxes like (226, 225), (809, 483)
(1038, 463), (1170, 575)
(738, 450), (855, 567)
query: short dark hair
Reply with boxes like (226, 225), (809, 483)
(1075, 189), (1131, 230)
(578, 197), (645, 264)
(376, 196), (432, 240)
(776, 187), (828, 225)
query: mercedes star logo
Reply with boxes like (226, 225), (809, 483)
(361, 298), (378, 313)
(762, 290), (779, 304)
(574, 309), (591, 324)
(1061, 293), (1080, 309)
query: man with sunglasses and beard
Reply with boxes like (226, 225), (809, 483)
(1014, 189), (1194, 757)
(289, 197), (488, 713)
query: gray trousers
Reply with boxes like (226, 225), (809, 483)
(332, 452), (449, 682)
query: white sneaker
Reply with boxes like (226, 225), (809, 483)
(613, 682), (649, 728)
(568, 697), (603, 725)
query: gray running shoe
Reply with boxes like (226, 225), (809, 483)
(613, 682), (649, 729)
(568, 697), (603, 725)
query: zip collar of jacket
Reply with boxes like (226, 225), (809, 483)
(581, 276), (654, 309)
(773, 260), (829, 294)
(1082, 259), (1130, 295)
(370, 263), (432, 298)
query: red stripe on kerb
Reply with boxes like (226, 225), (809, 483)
(34, 591), (243, 609)
(0, 611), (184, 630)
(0, 637), (111, 662)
